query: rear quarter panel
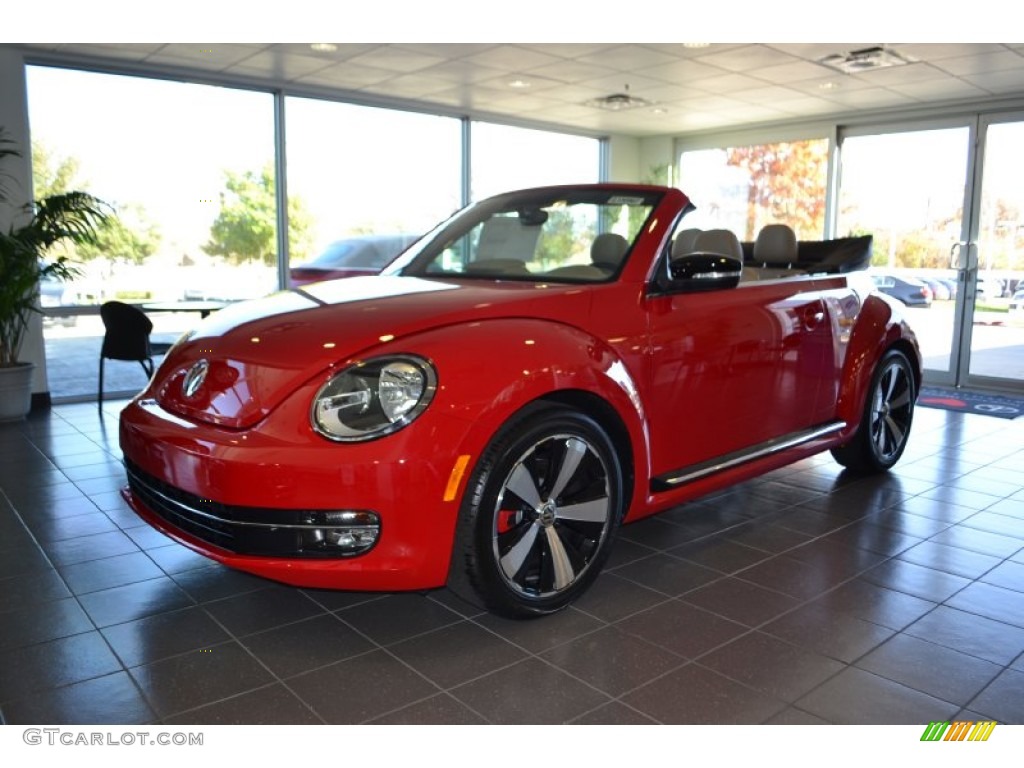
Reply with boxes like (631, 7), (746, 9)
(835, 291), (922, 437)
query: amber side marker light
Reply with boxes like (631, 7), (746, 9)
(444, 455), (472, 502)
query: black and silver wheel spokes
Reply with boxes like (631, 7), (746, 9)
(493, 435), (612, 598)
(870, 361), (913, 461)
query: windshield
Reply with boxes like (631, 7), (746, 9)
(394, 187), (662, 283)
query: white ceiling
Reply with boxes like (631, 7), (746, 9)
(15, 42), (1024, 137)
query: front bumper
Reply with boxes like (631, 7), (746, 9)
(124, 459), (381, 558)
(119, 396), (470, 591)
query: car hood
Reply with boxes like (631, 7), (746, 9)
(152, 276), (593, 428)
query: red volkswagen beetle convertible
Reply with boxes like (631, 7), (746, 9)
(120, 184), (920, 617)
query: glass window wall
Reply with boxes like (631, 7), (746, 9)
(677, 138), (829, 241)
(283, 98), (461, 288)
(26, 65), (277, 400)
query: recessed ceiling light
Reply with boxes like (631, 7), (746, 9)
(818, 82), (840, 91)
(508, 79), (531, 89)
(310, 43), (337, 53)
(682, 43), (711, 49)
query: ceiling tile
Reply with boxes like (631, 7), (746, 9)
(694, 45), (803, 73)
(578, 73), (673, 97)
(474, 73), (565, 93)
(397, 43), (498, 59)
(962, 69), (1024, 93)
(771, 95), (854, 116)
(518, 43), (618, 60)
(642, 43), (747, 58)
(344, 45), (449, 73)
(367, 74), (464, 100)
(55, 43), (167, 61)
(785, 74), (879, 96)
(640, 83), (712, 103)
(633, 59), (734, 84)
(528, 103), (602, 122)
(268, 43), (380, 61)
(416, 60), (508, 85)
(417, 88), (469, 109)
(888, 78), (992, 102)
(300, 62), (397, 89)
(819, 86), (912, 110)
(467, 91), (561, 113)
(228, 50), (338, 82)
(713, 104), (792, 123)
(144, 44), (264, 70)
(531, 81), (608, 104)
(524, 60), (618, 84)
(895, 43), (1010, 61)
(575, 45), (684, 71)
(463, 45), (566, 72)
(934, 50), (1024, 76)
(673, 111), (735, 131)
(753, 60), (842, 85)
(684, 73), (769, 94)
(729, 85), (810, 106)
(674, 95), (749, 112)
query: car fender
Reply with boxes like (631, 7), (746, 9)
(374, 317), (653, 516)
(835, 292), (920, 434)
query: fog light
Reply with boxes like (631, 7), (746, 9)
(325, 527), (379, 549)
(295, 511), (380, 556)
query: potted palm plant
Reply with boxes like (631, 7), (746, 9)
(0, 129), (107, 420)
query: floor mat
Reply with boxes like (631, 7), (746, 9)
(918, 386), (1024, 419)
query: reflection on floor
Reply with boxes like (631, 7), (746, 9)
(0, 401), (1021, 724)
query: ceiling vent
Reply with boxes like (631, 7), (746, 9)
(819, 46), (914, 74)
(584, 86), (652, 111)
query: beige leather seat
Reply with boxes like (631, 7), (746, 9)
(750, 223), (802, 280)
(590, 232), (629, 272)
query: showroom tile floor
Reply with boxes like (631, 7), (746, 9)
(0, 400), (1021, 725)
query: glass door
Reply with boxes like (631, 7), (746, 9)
(964, 114), (1024, 392)
(835, 121), (975, 387)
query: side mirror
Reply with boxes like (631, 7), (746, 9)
(663, 252), (742, 293)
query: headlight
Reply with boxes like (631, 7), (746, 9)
(312, 354), (437, 441)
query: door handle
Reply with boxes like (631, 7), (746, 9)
(950, 242), (978, 272)
(950, 242), (962, 270)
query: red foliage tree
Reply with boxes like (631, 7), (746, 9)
(725, 140), (828, 240)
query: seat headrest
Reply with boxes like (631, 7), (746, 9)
(671, 228), (702, 259)
(590, 232), (629, 270)
(753, 224), (798, 266)
(693, 229), (744, 261)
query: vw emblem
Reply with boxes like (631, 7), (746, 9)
(976, 404), (1019, 415)
(182, 359), (209, 399)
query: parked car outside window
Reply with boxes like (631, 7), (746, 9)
(871, 274), (932, 307)
(1009, 288), (1024, 314)
(288, 234), (420, 287)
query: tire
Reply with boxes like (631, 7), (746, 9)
(832, 349), (916, 473)
(450, 405), (624, 618)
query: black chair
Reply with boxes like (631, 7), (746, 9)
(98, 301), (174, 406)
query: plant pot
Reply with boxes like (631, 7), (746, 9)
(0, 362), (35, 421)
